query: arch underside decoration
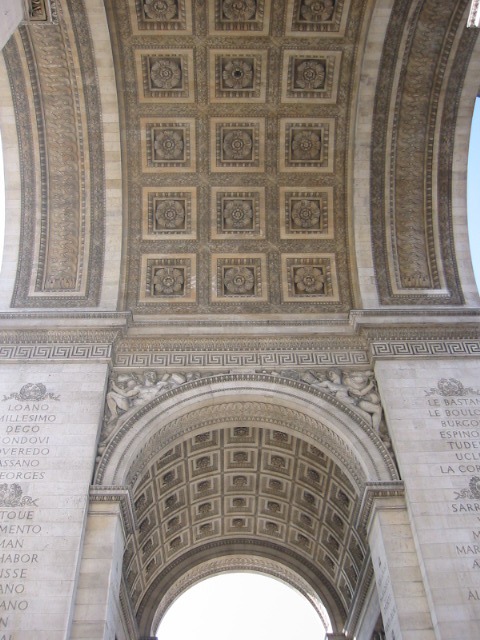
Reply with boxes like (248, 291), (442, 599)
(95, 374), (397, 635)
(1, 0), (475, 313)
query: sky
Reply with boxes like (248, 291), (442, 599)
(468, 98), (480, 292)
(156, 572), (328, 640)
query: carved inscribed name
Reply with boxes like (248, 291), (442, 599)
(424, 378), (480, 603)
(0, 384), (59, 637)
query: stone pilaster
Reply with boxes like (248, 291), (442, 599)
(70, 487), (136, 640)
(362, 487), (435, 640)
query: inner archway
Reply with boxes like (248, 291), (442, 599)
(157, 572), (330, 639)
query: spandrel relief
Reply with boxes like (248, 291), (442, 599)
(98, 370), (216, 454)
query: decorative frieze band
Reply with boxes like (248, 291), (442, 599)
(0, 343), (113, 361)
(114, 349), (370, 369)
(0, 329), (121, 361)
(371, 340), (480, 359)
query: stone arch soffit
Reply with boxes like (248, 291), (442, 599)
(137, 541), (347, 637)
(95, 374), (397, 487)
(150, 555), (333, 637)
(452, 27), (480, 305)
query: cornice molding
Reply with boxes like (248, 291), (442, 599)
(356, 481), (406, 538)
(89, 485), (137, 536)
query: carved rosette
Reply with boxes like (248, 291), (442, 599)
(143, 120), (196, 172)
(134, 0), (191, 32)
(212, 119), (264, 171)
(287, 0), (345, 34)
(282, 254), (339, 302)
(212, 255), (267, 301)
(281, 120), (334, 172)
(141, 255), (196, 304)
(212, 0), (269, 33)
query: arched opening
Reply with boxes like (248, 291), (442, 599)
(156, 572), (330, 639)
(95, 373), (397, 637)
(468, 96), (480, 294)
(0, 128), (4, 271)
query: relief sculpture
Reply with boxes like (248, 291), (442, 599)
(264, 369), (387, 438)
(99, 370), (209, 453)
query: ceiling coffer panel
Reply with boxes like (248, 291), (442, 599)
(105, 0), (360, 314)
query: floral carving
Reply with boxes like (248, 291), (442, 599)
(293, 266), (325, 294)
(455, 477), (478, 500)
(222, 59), (254, 89)
(144, 0), (178, 21)
(223, 129), (253, 160)
(150, 58), (182, 89)
(232, 518), (245, 528)
(153, 267), (184, 295)
(233, 476), (247, 487)
(267, 501), (280, 512)
(265, 522), (279, 534)
(459, 477), (480, 500)
(222, 0), (257, 20)
(300, 0), (335, 22)
(224, 266), (255, 295)
(223, 200), (254, 229)
(233, 451), (248, 463)
(291, 130), (321, 161)
(291, 199), (321, 229)
(155, 200), (186, 229)
(154, 130), (184, 161)
(0, 484), (38, 508)
(271, 455), (286, 469)
(294, 60), (326, 90)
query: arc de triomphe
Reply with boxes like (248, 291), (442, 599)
(0, 0), (480, 638)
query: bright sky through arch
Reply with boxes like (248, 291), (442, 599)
(0, 130), (4, 272)
(467, 97), (480, 293)
(157, 572), (328, 640)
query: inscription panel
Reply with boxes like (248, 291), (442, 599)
(0, 365), (107, 639)
(377, 362), (480, 636)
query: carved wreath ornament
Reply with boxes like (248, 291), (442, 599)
(454, 477), (480, 501)
(424, 378), (480, 397)
(0, 483), (38, 508)
(2, 383), (60, 402)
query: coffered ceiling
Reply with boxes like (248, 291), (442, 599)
(125, 424), (366, 628)
(105, 0), (358, 314)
